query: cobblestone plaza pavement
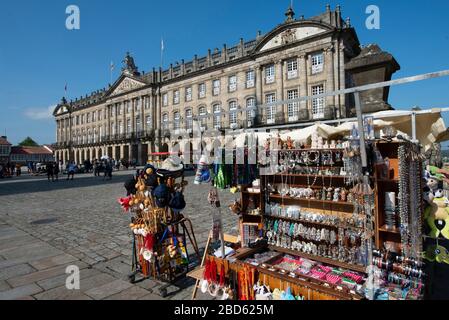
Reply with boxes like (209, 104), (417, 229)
(0, 170), (239, 300)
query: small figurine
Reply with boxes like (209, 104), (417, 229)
(340, 188), (348, 202)
(286, 136), (294, 150)
(333, 188), (341, 202)
(326, 188), (333, 201)
(322, 188), (327, 201)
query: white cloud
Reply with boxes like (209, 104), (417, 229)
(23, 105), (56, 120)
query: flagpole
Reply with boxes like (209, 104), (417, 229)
(160, 37), (164, 69)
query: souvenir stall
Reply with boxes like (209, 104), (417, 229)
(189, 110), (449, 300)
(119, 156), (200, 296)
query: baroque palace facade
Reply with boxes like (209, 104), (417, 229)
(53, 5), (399, 165)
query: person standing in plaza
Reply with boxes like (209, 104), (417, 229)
(15, 163), (21, 176)
(53, 161), (59, 181)
(104, 160), (113, 180)
(66, 161), (76, 180)
(46, 162), (54, 181)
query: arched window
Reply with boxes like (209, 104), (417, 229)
(229, 101), (238, 127)
(213, 104), (221, 129)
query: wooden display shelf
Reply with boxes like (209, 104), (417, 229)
(263, 214), (364, 230)
(257, 265), (361, 300)
(261, 173), (346, 179)
(270, 148), (345, 152)
(378, 225), (400, 234)
(268, 245), (367, 274)
(241, 190), (261, 195)
(269, 194), (353, 207)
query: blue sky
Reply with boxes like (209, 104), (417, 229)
(1, 0), (449, 146)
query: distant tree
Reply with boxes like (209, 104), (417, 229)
(19, 137), (39, 147)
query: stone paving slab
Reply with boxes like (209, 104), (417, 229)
(29, 253), (79, 271)
(37, 267), (102, 291)
(33, 285), (93, 300)
(84, 279), (134, 300)
(0, 263), (37, 281)
(104, 286), (150, 300)
(0, 280), (11, 292)
(0, 283), (43, 300)
(7, 261), (88, 288)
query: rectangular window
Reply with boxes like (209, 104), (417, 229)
(311, 52), (324, 74)
(119, 121), (123, 134)
(246, 70), (255, 88)
(228, 75), (237, 92)
(162, 114), (169, 130)
(185, 87), (192, 102)
(265, 93), (276, 124)
(173, 113), (180, 130)
(213, 104), (221, 129)
(92, 112), (96, 122)
(199, 83), (206, 98)
(186, 109), (193, 129)
(229, 101), (238, 127)
(136, 116), (141, 132)
(111, 122), (115, 135)
(265, 64), (275, 84)
(146, 116), (152, 129)
(86, 113), (90, 123)
(199, 107), (207, 127)
(287, 59), (298, 79)
(126, 119), (131, 133)
(126, 101), (131, 114)
(76, 116), (79, 125)
(213, 80), (220, 96)
(163, 93), (168, 106)
(312, 85), (325, 119)
(287, 89), (299, 122)
(173, 90), (180, 104)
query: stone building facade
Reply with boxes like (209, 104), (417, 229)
(53, 5), (399, 165)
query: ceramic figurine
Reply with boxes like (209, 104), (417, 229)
(340, 188), (348, 202)
(286, 136), (294, 150)
(333, 188), (341, 202)
(326, 188), (333, 201)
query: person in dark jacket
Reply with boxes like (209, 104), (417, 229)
(52, 162), (60, 181)
(46, 162), (54, 182)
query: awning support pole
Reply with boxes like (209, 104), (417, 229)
(411, 112), (417, 143)
(354, 91), (368, 170)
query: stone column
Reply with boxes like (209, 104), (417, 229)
(306, 54), (313, 116)
(131, 99), (136, 136)
(255, 65), (263, 119)
(112, 144), (117, 160)
(122, 101), (126, 136)
(120, 144), (125, 160)
(325, 45), (336, 118)
(299, 54), (308, 113)
(277, 59), (285, 120)
(338, 44), (346, 117)
(128, 144), (133, 162)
